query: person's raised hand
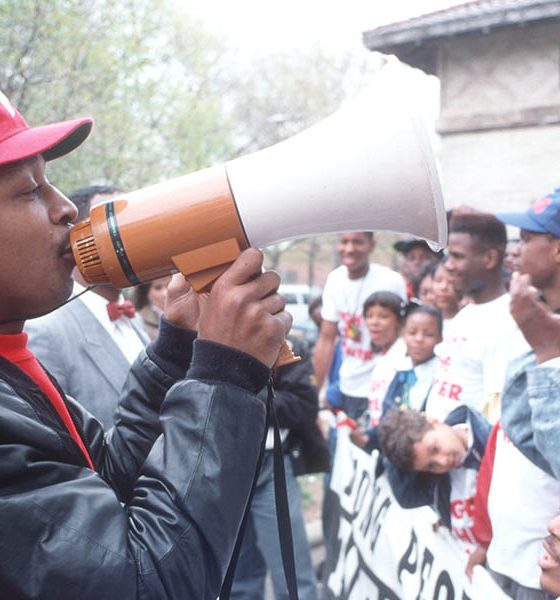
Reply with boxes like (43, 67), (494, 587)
(465, 544), (487, 581)
(164, 274), (204, 331)
(349, 426), (369, 449)
(197, 248), (292, 367)
(509, 271), (542, 326)
(509, 271), (560, 363)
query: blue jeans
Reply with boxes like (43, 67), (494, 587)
(231, 451), (318, 600)
(339, 393), (368, 421)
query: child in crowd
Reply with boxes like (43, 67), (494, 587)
(385, 305), (442, 412)
(351, 304), (442, 450)
(432, 260), (461, 332)
(379, 406), (491, 553)
(361, 291), (407, 428)
(413, 260), (441, 306)
(131, 275), (171, 341)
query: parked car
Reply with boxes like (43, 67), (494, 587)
(279, 284), (322, 346)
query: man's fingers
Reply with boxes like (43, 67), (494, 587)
(509, 271), (538, 299)
(244, 270), (282, 301)
(217, 255), (282, 303)
(165, 273), (192, 303)
(218, 248), (265, 287)
(275, 309), (293, 337)
(257, 290), (287, 316)
(196, 248), (294, 366)
(510, 271), (533, 291)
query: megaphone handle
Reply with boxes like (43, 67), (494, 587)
(275, 339), (301, 368)
(171, 243), (300, 368)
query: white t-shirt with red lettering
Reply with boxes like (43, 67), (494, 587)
(363, 337), (407, 427)
(449, 424), (478, 553)
(425, 294), (529, 421)
(321, 263), (407, 398)
(486, 426), (560, 588)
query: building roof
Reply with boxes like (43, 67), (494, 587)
(363, 0), (560, 73)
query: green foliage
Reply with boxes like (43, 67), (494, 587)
(227, 47), (365, 155)
(0, 0), (378, 224)
(0, 0), (234, 193)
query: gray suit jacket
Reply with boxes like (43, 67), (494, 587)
(25, 298), (149, 428)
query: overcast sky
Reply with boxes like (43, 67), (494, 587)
(187, 0), (465, 56)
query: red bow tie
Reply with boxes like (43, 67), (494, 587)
(106, 300), (136, 321)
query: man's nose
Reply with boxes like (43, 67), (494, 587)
(48, 186), (78, 224)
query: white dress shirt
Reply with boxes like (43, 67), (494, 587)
(74, 282), (145, 364)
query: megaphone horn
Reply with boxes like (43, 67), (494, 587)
(70, 65), (447, 365)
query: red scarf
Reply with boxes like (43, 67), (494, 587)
(0, 332), (94, 470)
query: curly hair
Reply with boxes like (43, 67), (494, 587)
(378, 408), (433, 471)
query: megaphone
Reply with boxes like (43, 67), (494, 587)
(70, 65), (447, 364)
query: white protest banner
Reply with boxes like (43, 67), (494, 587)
(322, 431), (509, 599)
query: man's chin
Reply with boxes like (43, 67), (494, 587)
(27, 282), (75, 320)
(540, 569), (560, 597)
(463, 279), (484, 297)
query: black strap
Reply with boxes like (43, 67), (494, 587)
(219, 384), (269, 599)
(219, 381), (299, 599)
(270, 383), (300, 600)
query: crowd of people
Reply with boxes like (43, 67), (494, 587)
(313, 205), (560, 600)
(1, 90), (560, 600)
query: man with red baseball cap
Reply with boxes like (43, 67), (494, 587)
(0, 92), (291, 598)
(0, 90), (93, 163)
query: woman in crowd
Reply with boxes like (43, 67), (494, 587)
(131, 276), (171, 341)
(432, 260), (462, 332)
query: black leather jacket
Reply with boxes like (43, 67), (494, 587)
(0, 322), (270, 599)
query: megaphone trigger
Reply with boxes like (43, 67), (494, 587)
(171, 240), (301, 368)
(171, 237), (242, 293)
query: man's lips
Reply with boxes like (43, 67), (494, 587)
(60, 239), (76, 264)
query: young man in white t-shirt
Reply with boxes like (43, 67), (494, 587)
(425, 212), (529, 423)
(466, 193), (560, 600)
(313, 231), (406, 419)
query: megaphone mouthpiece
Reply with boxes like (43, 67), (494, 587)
(71, 166), (249, 290)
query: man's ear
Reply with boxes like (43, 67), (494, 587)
(369, 239), (377, 254)
(483, 247), (500, 271)
(551, 238), (560, 265)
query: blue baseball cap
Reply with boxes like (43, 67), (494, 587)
(496, 189), (560, 238)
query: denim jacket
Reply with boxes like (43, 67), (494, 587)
(500, 351), (560, 479)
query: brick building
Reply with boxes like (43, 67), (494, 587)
(363, 0), (560, 211)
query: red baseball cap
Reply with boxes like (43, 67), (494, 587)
(0, 91), (92, 166)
